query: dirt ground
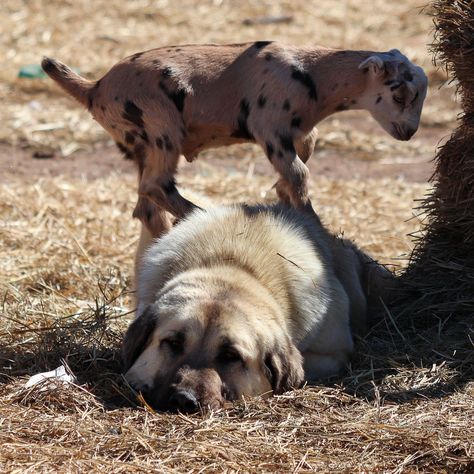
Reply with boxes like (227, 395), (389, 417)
(0, 115), (446, 185)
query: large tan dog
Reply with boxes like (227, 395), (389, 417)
(123, 203), (390, 412)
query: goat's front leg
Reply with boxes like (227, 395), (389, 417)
(261, 133), (312, 213)
(294, 127), (318, 164)
(261, 128), (318, 213)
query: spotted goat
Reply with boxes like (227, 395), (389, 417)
(42, 42), (428, 241)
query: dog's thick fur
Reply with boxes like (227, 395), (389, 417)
(123, 204), (391, 412)
(42, 42), (427, 242)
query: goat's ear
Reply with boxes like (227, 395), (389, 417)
(121, 306), (157, 372)
(263, 338), (304, 394)
(358, 55), (385, 77)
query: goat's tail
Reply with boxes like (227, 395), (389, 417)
(41, 57), (96, 108)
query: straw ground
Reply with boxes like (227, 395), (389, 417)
(1, 1), (473, 472)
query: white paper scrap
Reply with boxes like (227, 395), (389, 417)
(25, 365), (76, 390)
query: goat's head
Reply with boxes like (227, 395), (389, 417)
(358, 49), (428, 141)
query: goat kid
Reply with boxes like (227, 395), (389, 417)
(42, 42), (427, 242)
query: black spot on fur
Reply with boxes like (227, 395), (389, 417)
(130, 52), (143, 62)
(257, 95), (267, 108)
(163, 178), (177, 195)
(291, 116), (301, 128)
(159, 82), (187, 112)
(169, 89), (186, 112)
(291, 67), (318, 101)
(264, 53), (273, 61)
(254, 41), (273, 50)
(283, 99), (291, 111)
(376, 96), (382, 104)
(116, 142), (128, 155)
(139, 130), (149, 143)
(162, 67), (172, 78)
(123, 101), (144, 128)
(278, 134), (295, 153)
(266, 142), (274, 161)
(176, 48), (182, 52)
(163, 134), (173, 151)
(116, 141), (134, 162)
(134, 144), (146, 177)
(231, 99), (253, 140)
(211, 135), (216, 140)
(144, 205), (153, 224)
(336, 103), (349, 111)
(125, 132), (135, 145)
(152, 59), (160, 66)
(350, 99), (357, 105)
(156, 137), (163, 149)
(100, 105), (106, 112)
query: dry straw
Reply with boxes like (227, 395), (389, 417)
(395, 2), (474, 327)
(1, 0), (473, 472)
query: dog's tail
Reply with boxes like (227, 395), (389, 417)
(41, 57), (96, 109)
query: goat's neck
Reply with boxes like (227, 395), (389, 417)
(300, 49), (374, 122)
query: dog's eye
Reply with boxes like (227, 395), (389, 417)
(161, 335), (185, 354)
(393, 96), (404, 105)
(217, 347), (242, 365)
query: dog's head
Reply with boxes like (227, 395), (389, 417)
(122, 272), (304, 412)
(358, 49), (428, 141)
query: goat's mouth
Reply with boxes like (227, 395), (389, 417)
(391, 122), (416, 141)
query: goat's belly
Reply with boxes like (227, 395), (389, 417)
(181, 123), (250, 160)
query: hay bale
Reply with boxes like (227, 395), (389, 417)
(398, 0), (474, 321)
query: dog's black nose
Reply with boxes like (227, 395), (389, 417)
(169, 389), (199, 413)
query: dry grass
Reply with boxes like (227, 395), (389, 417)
(2, 167), (473, 472)
(1, 1), (473, 472)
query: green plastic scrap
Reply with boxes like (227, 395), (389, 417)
(18, 64), (47, 79)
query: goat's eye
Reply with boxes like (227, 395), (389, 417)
(393, 96), (404, 105)
(217, 347), (243, 365)
(161, 335), (185, 354)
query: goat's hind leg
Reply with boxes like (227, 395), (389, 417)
(136, 143), (199, 227)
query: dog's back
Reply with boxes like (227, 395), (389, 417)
(138, 204), (333, 335)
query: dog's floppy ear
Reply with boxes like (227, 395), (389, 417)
(121, 306), (157, 372)
(264, 338), (304, 394)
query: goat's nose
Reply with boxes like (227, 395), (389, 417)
(169, 389), (199, 413)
